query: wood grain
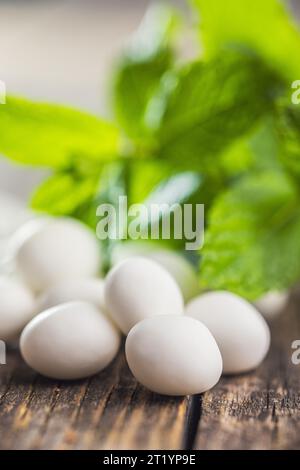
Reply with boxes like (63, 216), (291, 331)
(0, 347), (190, 450)
(195, 292), (300, 450)
(1, 295), (300, 450)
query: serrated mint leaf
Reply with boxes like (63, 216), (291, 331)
(0, 96), (120, 168)
(201, 172), (300, 300)
(157, 52), (281, 170)
(221, 115), (282, 177)
(194, 0), (300, 81)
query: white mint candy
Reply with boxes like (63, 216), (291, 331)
(125, 315), (222, 396)
(3, 218), (50, 277)
(186, 291), (271, 374)
(105, 257), (184, 334)
(0, 277), (36, 342)
(15, 218), (101, 292)
(254, 291), (289, 319)
(112, 242), (199, 302)
(9, 218), (50, 256)
(20, 301), (120, 380)
(38, 278), (105, 313)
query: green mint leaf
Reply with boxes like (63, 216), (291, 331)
(200, 171), (300, 300)
(113, 4), (179, 142)
(143, 171), (202, 208)
(31, 172), (99, 215)
(193, 0), (300, 81)
(220, 115), (282, 177)
(157, 52), (281, 170)
(129, 160), (176, 204)
(0, 96), (120, 168)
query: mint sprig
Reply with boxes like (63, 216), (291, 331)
(1, 0), (300, 298)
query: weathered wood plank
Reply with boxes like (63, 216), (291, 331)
(195, 292), (300, 450)
(0, 348), (190, 450)
(1, 294), (299, 450)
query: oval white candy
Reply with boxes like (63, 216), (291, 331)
(15, 218), (101, 292)
(254, 291), (289, 319)
(125, 315), (222, 396)
(0, 277), (36, 342)
(38, 278), (105, 313)
(20, 301), (120, 380)
(112, 242), (199, 302)
(186, 291), (271, 374)
(105, 257), (184, 334)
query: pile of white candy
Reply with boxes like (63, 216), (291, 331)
(0, 216), (278, 396)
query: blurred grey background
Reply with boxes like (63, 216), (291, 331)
(0, 0), (299, 201)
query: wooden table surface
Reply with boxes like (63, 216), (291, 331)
(0, 293), (299, 450)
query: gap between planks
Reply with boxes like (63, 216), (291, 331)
(194, 291), (300, 450)
(1, 294), (299, 450)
